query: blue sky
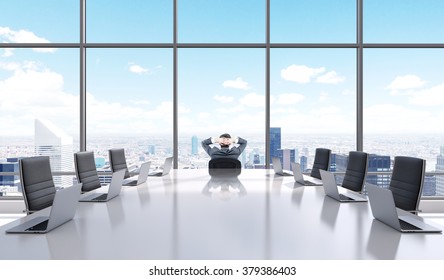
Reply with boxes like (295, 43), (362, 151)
(1, 0), (444, 139)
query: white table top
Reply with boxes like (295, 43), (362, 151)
(1, 169), (443, 260)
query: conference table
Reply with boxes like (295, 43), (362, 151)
(1, 169), (444, 260)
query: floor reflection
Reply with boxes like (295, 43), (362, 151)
(202, 169), (246, 200)
(366, 219), (401, 259)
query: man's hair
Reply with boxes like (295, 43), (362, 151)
(219, 133), (231, 138)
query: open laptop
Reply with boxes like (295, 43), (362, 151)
(367, 184), (442, 233)
(148, 156), (173, 176)
(271, 157), (293, 176)
(6, 183), (82, 234)
(291, 162), (323, 186)
(79, 169), (125, 202)
(320, 169), (368, 202)
(122, 161), (151, 186)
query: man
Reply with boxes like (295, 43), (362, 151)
(201, 133), (247, 160)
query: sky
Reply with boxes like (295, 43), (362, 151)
(1, 0), (444, 141)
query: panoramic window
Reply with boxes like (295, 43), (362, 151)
(0, 48), (79, 194)
(86, 0), (173, 43)
(271, 0), (356, 43)
(271, 48), (356, 171)
(364, 0), (444, 43)
(86, 48), (173, 171)
(363, 49), (444, 195)
(0, 0), (79, 43)
(178, 0), (265, 43)
(178, 49), (265, 169)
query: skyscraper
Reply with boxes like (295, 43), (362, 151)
(435, 146), (444, 195)
(191, 135), (199, 155)
(367, 154), (391, 189)
(270, 127), (281, 163)
(35, 119), (73, 188)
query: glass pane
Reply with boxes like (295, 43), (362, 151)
(86, 49), (173, 171)
(271, 0), (356, 43)
(0, 48), (79, 195)
(364, 0), (444, 43)
(271, 49), (356, 171)
(364, 49), (444, 196)
(178, 49), (265, 169)
(178, 0), (265, 43)
(0, 0), (79, 43)
(87, 0), (173, 43)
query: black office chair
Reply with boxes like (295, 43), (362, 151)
(74, 151), (102, 193)
(19, 156), (56, 215)
(109, 148), (130, 179)
(341, 151), (368, 193)
(208, 158), (242, 176)
(310, 148), (331, 180)
(389, 156), (425, 214)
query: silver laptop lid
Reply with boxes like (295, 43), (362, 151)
(136, 161), (151, 184)
(367, 184), (441, 233)
(46, 183), (82, 231)
(320, 169), (340, 200)
(107, 169), (126, 198)
(6, 183), (82, 233)
(272, 157), (281, 173)
(162, 157), (173, 175)
(291, 162), (304, 182)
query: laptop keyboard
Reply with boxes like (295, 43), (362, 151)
(338, 194), (355, 201)
(26, 220), (48, 231)
(92, 193), (108, 201)
(399, 219), (421, 231)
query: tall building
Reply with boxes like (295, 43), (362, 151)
(435, 146), (444, 196)
(270, 127), (281, 163)
(278, 149), (295, 171)
(0, 158), (20, 194)
(300, 156), (308, 172)
(35, 119), (73, 188)
(367, 154), (391, 189)
(191, 135), (198, 155)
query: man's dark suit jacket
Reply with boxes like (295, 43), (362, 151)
(201, 137), (247, 160)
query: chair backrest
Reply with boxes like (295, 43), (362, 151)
(19, 156), (56, 215)
(341, 151), (368, 192)
(109, 148), (130, 179)
(74, 151), (102, 193)
(310, 148), (331, 179)
(208, 158), (242, 176)
(388, 156), (425, 213)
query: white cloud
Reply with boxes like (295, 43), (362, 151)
(128, 63), (149, 74)
(239, 93), (265, 107)
(276, 93), (305, 105)
(319, 92), (329, 102)
(130, 99), (151, 105)
(281, 64), (325, 84)
(363, 104), (434, 133)
(386, 74), (426, 91)
(214, 94), (234, 103)
(408, 83), (444, 106)
(316, 70), (345, 84)
(0, 26), (56, 54)
(222, 77), (250, 90)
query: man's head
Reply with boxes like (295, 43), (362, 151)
(219, 133), (231, 148)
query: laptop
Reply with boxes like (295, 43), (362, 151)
(320, 169), (368, 202)
(79, 169), (125, 202)
(272, 157), (293, 176)
(122, 161), (151, 186)
(148, 157), (173, 176)
(367, 184), (442, 233)
(6, 183), (82, 234)
(291, 162), (323, 186)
